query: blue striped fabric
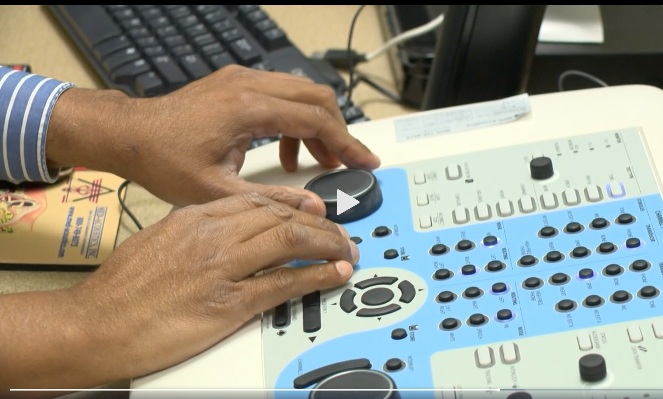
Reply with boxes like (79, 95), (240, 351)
(0, 66), (75, 184)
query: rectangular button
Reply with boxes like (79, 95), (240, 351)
(628, 325), (643, 343)
(413, 172), (426, 184)
(474, 346), (494, 367)
(576, 334), (593, 351)
(652, 321), (663, 338)
(500, 343), (519, 364)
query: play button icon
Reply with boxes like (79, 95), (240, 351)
(337, 189), (360, 215)
(304, 168), (383, 223)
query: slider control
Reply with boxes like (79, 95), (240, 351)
(293, 358), (372, 389)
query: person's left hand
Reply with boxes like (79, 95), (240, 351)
(48, 65), (381, 216)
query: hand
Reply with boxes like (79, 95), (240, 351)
(47, 65), (381, 213)
(43, 193), (357, 387)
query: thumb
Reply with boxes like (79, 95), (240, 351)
(224, 177), (327, 217)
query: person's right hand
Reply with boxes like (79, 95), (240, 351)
(2, 192), (358, 391)
(45, 65), (381, 212)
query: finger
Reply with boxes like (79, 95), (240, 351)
(239, 96), (381, 171)
(279, 136), (301, 172)
(280, 136), (340, 172)
(216, 199), (347, 243)
(222, 175), (328, 217)
(302, 138), (341, 169)
(235, 221), (359, 275)
(186, 191), (287, 219)
(240, 260), (354, 316)
(232, 86), (380, 169)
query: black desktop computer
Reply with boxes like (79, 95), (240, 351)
(380, 5), (663, 109)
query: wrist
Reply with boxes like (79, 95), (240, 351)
(45, 88), (137, 177)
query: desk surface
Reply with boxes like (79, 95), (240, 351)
(0, 5), (414, 397)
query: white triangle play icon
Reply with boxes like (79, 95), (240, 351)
(337, 189), (360, 215)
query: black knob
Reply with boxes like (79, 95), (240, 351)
(579, 353), (607, 382)
(530, 156), (554, 180)
(506, 393), (533, 399)
(309, 369), (400, 399)
(305, 169), (383, 224)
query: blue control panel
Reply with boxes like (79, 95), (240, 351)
(261, 128), (663, 398)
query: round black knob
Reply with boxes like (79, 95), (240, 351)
(506, 392), (533, 399)
(530, 156), (554, 180)
(310, 369), (400, 399)
(579, 353), (607, 382)
(305, 169), (383, 224)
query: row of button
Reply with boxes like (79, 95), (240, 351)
(555, 286), (660, 312)
(412, 167), (462, 184)
(538, 214), (636, 237)
(437, 288), (659, 333)
(433, 268), (656, 302)
(474, 343), (520, 367)
(575, 323), (660, 350)
(417, 184), (626, 228)
(439, 310), (513, 331)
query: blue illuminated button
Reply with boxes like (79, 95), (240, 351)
(625, 238), (641, 248)
(482, 235), (498, 246)
(461, 264), (477, 275)
(496, 309), (513, 321)
(491, 282), (508, 294)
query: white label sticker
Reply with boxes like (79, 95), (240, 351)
(394, 94), (532, 143)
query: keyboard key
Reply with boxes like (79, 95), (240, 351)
(102, 47), (142, 73)
(229, 38), (262, 65)
(93, 35), (132, 62)
(151, 55), (188, 89)
(59, 5), (122, 46)
(111, 59), (152, 84)
(179, 53), (213, 80)
(133, 71), (164, 97)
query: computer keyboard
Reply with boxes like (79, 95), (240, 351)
(48, 5), (368, 149)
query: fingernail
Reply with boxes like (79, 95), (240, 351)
(299, 197), (321, 215)
(335, 261), (353, 277)
(349, 240), (360, 264)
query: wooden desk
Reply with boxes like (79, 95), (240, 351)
(0, 5), (416, 397)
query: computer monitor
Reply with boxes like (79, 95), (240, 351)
(421, 5), (546, 110)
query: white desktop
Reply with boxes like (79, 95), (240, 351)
(130, 85), (663, 398)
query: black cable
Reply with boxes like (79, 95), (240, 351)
(118, 180), (143, 230)
(345, 5), (367, 108)
(354, 72), (402, 104)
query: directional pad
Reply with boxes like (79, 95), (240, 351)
(339, 275), (418, 317)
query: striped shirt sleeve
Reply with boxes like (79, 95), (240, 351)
(0, 66), (76, 184)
